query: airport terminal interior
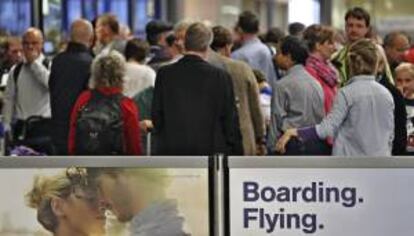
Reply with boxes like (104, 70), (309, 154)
(1, 0), (414, 235)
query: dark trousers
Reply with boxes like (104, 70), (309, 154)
(284, 137), (332, 156)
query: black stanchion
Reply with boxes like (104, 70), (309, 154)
(222, 154), (230, 236)
(208, 155), (217, 236)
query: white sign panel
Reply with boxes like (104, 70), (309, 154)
(229, 168), (414, 235)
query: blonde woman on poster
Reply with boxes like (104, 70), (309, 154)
(25, 169), (106, 236)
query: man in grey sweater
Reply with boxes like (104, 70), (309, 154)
(3, 27), (51, 146)
(267, 36), (327, 155)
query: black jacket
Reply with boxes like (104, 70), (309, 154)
(379, 75), (407, 155)
(152, 55), (243, 155)
(49, 42), (93, 154)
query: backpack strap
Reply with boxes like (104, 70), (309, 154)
(12, 62), (24, 111)
(41, 57), (50, 69)
(13, 63), (23, 86)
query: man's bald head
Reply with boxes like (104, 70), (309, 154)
(23, 27), (43, 43)
(22, 27), (43, 63)
(70, 19), (94, 47)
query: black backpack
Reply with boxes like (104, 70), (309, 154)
(75, 90), (124, 155)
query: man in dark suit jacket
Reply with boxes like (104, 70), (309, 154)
(49, 19), (94, 155)
(152, 22), (243, 155)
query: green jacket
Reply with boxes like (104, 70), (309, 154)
(332, 44), (394, 87)
(133, 87), (154, 120)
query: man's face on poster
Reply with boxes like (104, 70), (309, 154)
(97, 174), (135, 222)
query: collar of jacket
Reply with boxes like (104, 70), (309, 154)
(182, 53), (205, 62)
(286, 64), (305, 75)
(66, 42), (90, 53)
(95, 87), (123, 95)
(242, 36), (260, 46)
(346, 74), (376, 85)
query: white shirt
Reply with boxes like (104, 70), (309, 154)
(3, 54), (51, 126)
(123, 62), (156, 98)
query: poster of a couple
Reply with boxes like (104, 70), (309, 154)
(0, 167), (209, 236)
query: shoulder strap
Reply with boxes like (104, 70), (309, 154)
(13, 58), (49, 86)
(42, 57), (50, 69)
(13, 62), (23, 99)
(13, 63), (23, 85)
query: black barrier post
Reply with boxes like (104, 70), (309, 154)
(208, 155), (217, 236)
(222, 155), (230, 236)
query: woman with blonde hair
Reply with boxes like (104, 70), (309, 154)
(25, 168), (105, 236)
(395, 63), (414, 153)
(276, 39), (395, 156)
(68, 51), (142, 155)
(395, 63), (414, 99)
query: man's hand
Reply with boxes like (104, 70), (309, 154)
(24, 50), (40, 64)
(256, 143), (267, 156)
(139, 120), (153, 133)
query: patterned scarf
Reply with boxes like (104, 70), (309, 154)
(307, 54), (338, 88)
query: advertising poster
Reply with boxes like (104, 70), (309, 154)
(229, 168), (414, 236)
(0, 167), (209, 236)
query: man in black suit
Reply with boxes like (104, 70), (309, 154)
(49, 19), (94, 155)
(152, 22), (243, 155)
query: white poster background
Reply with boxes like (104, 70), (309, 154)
(230, 168), (414, 236)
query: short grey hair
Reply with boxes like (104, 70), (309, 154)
(91, 51), (126, 88)
(184, 22), (213, 52)
(70, 19), (93, 45)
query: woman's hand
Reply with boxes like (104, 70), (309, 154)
(275, 128), (298, 154)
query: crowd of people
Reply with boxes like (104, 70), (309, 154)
(0, 6), (414, 157)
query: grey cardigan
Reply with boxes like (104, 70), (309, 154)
(300, 75), (395, 156)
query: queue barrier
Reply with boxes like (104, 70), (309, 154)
(2, 156), (414, 236)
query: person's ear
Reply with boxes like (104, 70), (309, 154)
(225, 44), (233, 57)
(51, 197), (66, 217)
(235, 26), (243, 34)
(315, 42), (322, 52)
(286, 53), (295, 66)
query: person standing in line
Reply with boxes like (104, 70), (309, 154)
(267, 36), (326, 155)
(3, 27), (51, 152)
(210, 25), (266, 155)
(49, 19), (94, 155)
(68, 51), (141, 155)
(303, 24), (339, 114)
(232, 11), (277, 88)
(277, 39), (394, 157)
(152, 22), (243, 155)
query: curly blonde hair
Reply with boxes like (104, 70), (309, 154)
(25, 168), (90, 233)
(91, 51), (126, 89)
